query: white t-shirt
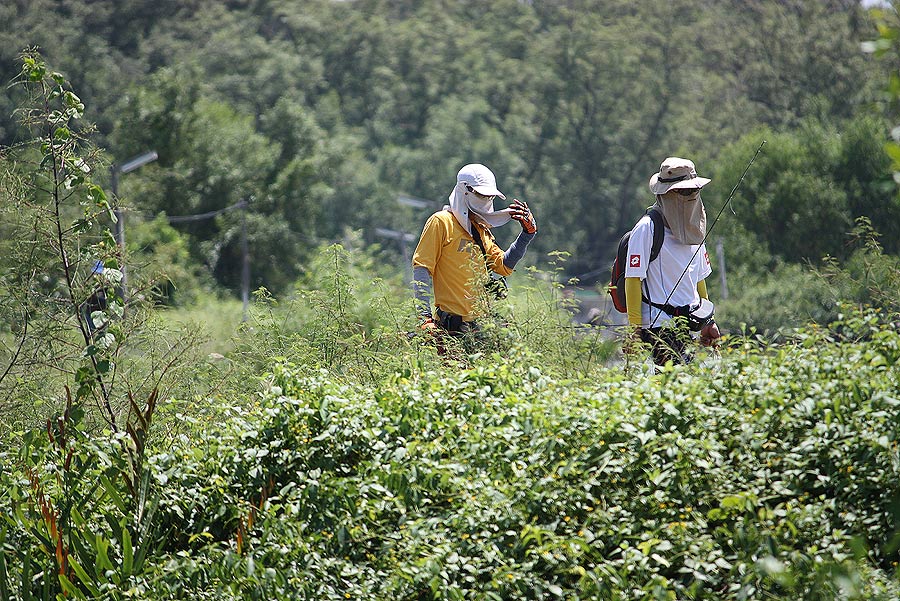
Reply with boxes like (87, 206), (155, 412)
(624, 213), (712, 328)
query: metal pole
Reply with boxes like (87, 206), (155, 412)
(716, 238), (729, 300)
(375, 227), (416, 284)
(241, 203), (250, 322)
(395, 194), (432, 284)
(109, 151), (157, 303)
(110, 167), (127, 301)
(400, 237), (411, 285)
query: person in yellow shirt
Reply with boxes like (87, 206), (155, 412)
(412, 163), (536, 338)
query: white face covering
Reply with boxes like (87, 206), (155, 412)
(654, 190), (707, 245)
(446, 182), (513, 235)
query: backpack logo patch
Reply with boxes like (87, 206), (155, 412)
(609, 208), (665, 314)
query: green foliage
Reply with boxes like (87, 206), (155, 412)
(866, 3), (900, 180)
(716, 263), (837, 338)
(126, 215), (208, 306)
(222, 241), (615, 393)
(7, 307), (899, 599)
(714, 216), (900, 336)
(814, 217), (900, 315)
(4, 196), (900, 599)
(1, 390), (160, 600)
(200, 313), (900, 598)
(225, 238), (422, 388)
(1, 0), (888, 294)
(0, 66), (213, 601)
(507, 253), (618, 378)
(5, 8), (900, 601)
(707, 116), (899, 272)
(0, 52), (206, 445)
(0, 49), (123, 429)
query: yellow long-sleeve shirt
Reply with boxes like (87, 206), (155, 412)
(412, 211), (513, 321)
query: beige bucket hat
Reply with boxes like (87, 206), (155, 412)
(649, 157), (711, 195)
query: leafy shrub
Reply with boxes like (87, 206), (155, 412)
(125, 215), (209, 307)
(0, 51), (204, 447)
(716, 262), (837, 337)
(223, 242), (616, 393)
(15, 307), (886, 600)
(718, 218), (900, 337)
(813, 217), (900, 317)
(1, 393), (160, 600)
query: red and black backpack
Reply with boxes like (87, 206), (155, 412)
(608, 207), (665, 313)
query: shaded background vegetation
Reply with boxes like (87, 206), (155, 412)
(2, 0), (898, 318)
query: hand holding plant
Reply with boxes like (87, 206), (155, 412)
(699, 320), (721, 347)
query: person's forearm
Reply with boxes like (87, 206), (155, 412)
(412, 265), (434, 319)
(503, 230), (536, 269)
(697, 279), (708, 300)
(625, 277), (643, 327)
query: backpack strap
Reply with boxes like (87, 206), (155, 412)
(640, 209), (704, 320)
(644, 299), (688, 317)
(641, 207), (667, 308)
(647, 207), (665, 261)
(470, 224), (488, 258)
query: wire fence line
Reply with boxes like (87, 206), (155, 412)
(162, 199), (248, 223)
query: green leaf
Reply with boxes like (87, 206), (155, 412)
(20, 545), (31, 598)
(0, 541), (9, 601)
(100, 476), (127, 513)
(122, 526), (133, 577)
(59, 561), (89, 599)
(95, 537), (114, 574)
(86, 184), (108, 206)
(884, 142), (900, 165)
(26, 62), (46, 82)
(63, 91), (85, 116)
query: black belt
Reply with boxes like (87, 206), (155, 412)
(643, 299), (712, 331)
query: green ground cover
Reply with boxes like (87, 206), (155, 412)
(3, 309), (900, 600)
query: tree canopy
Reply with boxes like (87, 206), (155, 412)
(0, 0), (895, 295)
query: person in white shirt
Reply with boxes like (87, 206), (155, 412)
(624, 157), (721, 366)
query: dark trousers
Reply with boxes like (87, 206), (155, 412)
(436, 308), (478, 334)
(640, 325), (693, 366)
(435, 308), (481, 355)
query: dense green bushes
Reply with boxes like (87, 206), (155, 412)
(716, 216), (900, 336)
(4, 307), (900, 599)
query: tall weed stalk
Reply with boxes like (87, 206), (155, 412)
(0, 50), (203, 599)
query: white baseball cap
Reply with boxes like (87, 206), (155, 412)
(457, 163), (506, 200)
